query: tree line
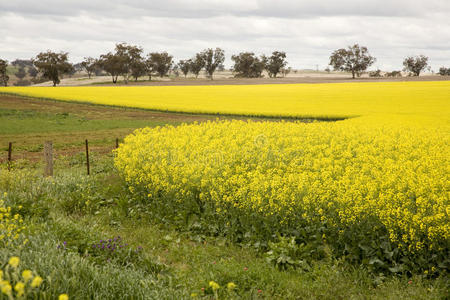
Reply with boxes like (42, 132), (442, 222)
(0, 43), (447, 87)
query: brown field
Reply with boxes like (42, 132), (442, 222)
(30, 70), (450, 87)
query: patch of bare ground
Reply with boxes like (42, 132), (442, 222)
(32, 71), (450, 87)
(104, 75), (450, 86)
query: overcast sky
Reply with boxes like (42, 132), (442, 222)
(0, 0), (449, 71)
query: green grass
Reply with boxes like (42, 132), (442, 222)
(0, 108), (178, 135)
(0, 95), (220, 155)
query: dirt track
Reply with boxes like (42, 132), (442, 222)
(32, 72), (450, 87)
(108, 75), (450, 86)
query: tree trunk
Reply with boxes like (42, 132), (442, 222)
(351, 70), (355, 79)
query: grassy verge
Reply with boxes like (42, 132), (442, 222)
(0, 95), (220, 160)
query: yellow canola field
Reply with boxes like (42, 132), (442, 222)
(115, 116), (449, 254)
(0, 81), (449, 119)
(2, 81), (449, 267)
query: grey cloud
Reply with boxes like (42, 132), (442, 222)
(1, 0), (449, 18)
(0, 1), (449, 71)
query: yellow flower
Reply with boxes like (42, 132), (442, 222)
(31, 276), (43, 288)
(59, 293), (69, 300)
(8, 256), (20, 268)
(14, 282), (25, 296)
(22, 270), (33, 282)
(209, 281), (220, 291)
(1, 283), (11, 295)
(227, 282), (236, 291)
(190, 292), (198, 298)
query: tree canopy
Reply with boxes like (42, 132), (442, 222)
(147, 52), (173, 78)
(329, 44), (376, 78)
(32, 51), (73, 86)
(403, 55), (429, 76)
(199, 48), (225, 79)
(0, 59), (9, 86)
(178, 60), (191, 77)
(231, 52), (266, 78)
(80, 57), (98, 79)
(264, 51), (288, 78)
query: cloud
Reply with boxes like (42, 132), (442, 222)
(0, 1), (448, 71)
(1, 0), (449, 18)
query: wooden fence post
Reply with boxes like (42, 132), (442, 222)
(7, 142), (12, 171)
(85, 139), (90, 175)
(44, 141), (53, 177)
(115, 138), (119, 149)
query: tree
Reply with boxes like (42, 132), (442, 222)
(98, 52), (126, 84)
(264, 51), (288, 78)
(329, 44), (375, 79)
(178, 60), (191, 77)
(130, 59), (147, 81)
(231, 52), (265, 78)
(33, 51), (73, 86)
(403, 55), (429, 76)
(15, 67), (26, 80)
(28, 66), (38, 78)
(147, 52), (173, 78)
(80, 57), (98, 79)
(145, 56), (155, 80)
(98, 43), (144, 84)
(0, 59), (9, 86)
(189, 54), (204, 78)
(199, 48), (225, 79)
(438, 67), (450, 76)
(115, 43), (144, 83)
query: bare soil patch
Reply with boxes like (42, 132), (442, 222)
(106, 75), (450, 87)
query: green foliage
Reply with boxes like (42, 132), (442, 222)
(263, 51), (288, 78)
(0, 234), (182, 299)
(147, 52), (173, 78)
(0, 59), (9, 86)
(438, 67), (450, 76)
(32, 51), (73, 86)
(329, 44), (376, 78)
(403, 55), (429, 76)
(232, 52), (266, 78)
(265, 236), (311, 270)
(199, 48), (225, 79)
